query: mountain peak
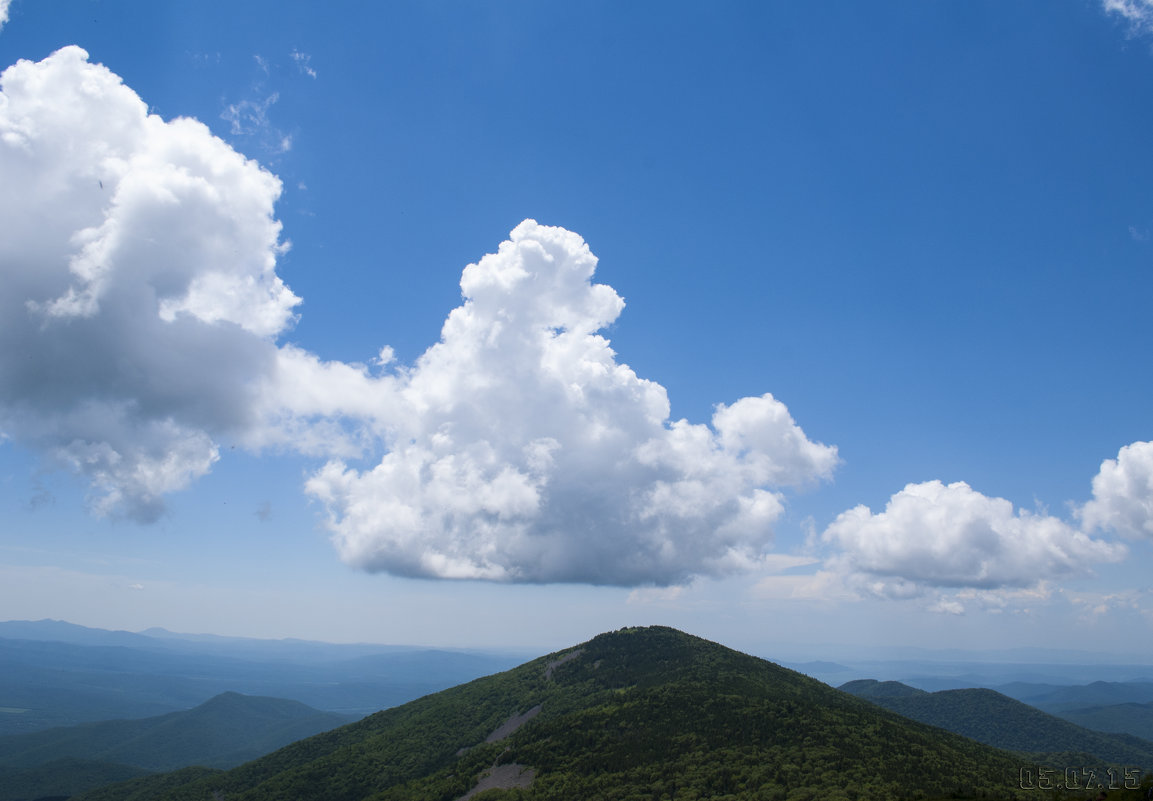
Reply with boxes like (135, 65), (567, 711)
(76, 626), (1038, 801)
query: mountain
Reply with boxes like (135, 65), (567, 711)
(839, 680), (1153, 768)
(838, 679), (926, 699)
(0, 623), (522, 734)
(1008, 681), (1153, 713)
(0, 692), (355, 773)
(77, 627), (1045, 801)
(0, 757), (150, 801)
(1055, 701), (1153, 742)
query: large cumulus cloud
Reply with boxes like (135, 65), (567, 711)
(821, 480), (1126, 600)
(0, 47), (388, 520)
(306, 221), (838, 585)
(1080, 440), (1153, 539)
(2, 48), (835, 583)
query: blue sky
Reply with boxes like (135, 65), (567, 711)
(0, 0), (1151, 657)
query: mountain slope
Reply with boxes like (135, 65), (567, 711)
(78, 627), (1044, 801)
(839, 681), (1153, 768)
(1016, 681), (1153, 713)
(0, 757), (150, 801)
(838, 679), (927, 699)
(0, 692), (355, 772)
(1054, 700), (1153, 743)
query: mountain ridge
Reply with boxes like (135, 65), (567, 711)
(839, 680), (1153, 769)
(75, 626), (1047, 801)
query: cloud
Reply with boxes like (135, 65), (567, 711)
(0, 47), (386, 520)
(1080, 440), (1153, 539)
(751, 569), (853, 602)
(0, 0), (10, 33)
(306, 220), (838, 586)
(291, 50), (317, 79)
(821, 480), (1125, 598)
(626, 585), (686, 604)
(220, 92), (291, 153)
(1, 48), (836, 585)
(1103, 0), (1153, 33)
(927, 597), (964, 615)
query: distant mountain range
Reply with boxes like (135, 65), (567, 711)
(72, 627), (1063, 801)
(0, 693), (353, 801)
(6, 621), (1153, 799)
(840, 679), (1153, 769)
(990, 680), (1153, 743)
(0, 619), (524, 735)
(0, 691), (354, 772)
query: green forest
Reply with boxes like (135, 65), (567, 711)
(72, 627), (1143, 801)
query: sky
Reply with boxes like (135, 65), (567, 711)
(0, 0), (1151, 659)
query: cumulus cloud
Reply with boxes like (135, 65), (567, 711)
(821, 480), (1125, 599)
(306, 221), (838, 586)
(0, 47), (386, 520)
(1080, 440), (1153, 539)
(2, 47), (836, 585)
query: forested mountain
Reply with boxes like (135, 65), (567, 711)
(838, 679), (926, 699)
(0, 625), (521, 734)
(0, 758), (150, 801)
(77, 627), (1049, 801)
(839, 681), (1153, 768)
(1053, 701), (1153, 743)
(1006, 681), (1153, 713)
(0, 691), (354, 772)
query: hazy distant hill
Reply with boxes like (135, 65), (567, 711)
(1013, 680), (1153, 713)
(988, 680), (1153, 742)
(0, 692), (355, 772)
(1054, 701), (1153, 743)
(77, 627), (1045, 801)
(839, 679), (926, 698)
(0, 620), (522, 734)
(839, 680), (1153, 768)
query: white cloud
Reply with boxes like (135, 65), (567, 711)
(751, 569), (853, 602)
(221, 92), (291, 152)
(1103, 0), (1153, 33)
(291, 50), (317, 79)
(1080, 440), (1153, 538)
(1, 48), (836, 585)
(0, 0), (10, 33)
(821, 480), (1125, 598)
(626, 585), (686, 604)
(927, 597), (965, 615)
(0, 47), (387, 520)
(306, 220), (838, 586)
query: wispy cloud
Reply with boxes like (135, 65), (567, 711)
(627, 585), (686, 604)
(1103, 0), (1153, 34)
(0, 0), (11, 34)
(221, 92), (292, 152)
(291, 50), (317, 79)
